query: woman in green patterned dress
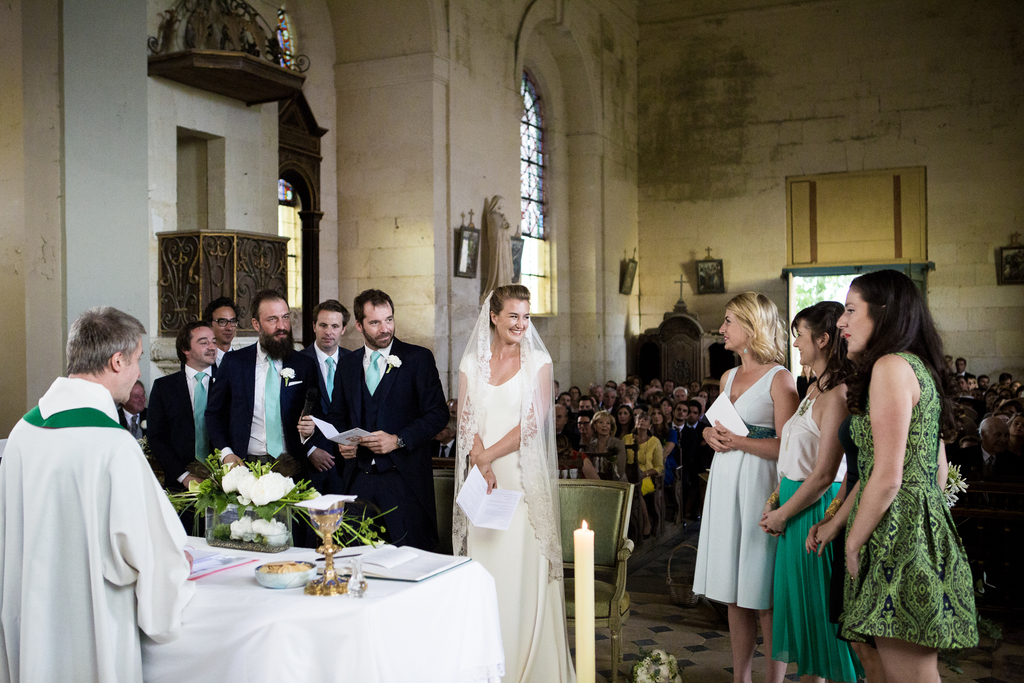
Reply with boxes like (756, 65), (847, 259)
(837, 270), (977, 682)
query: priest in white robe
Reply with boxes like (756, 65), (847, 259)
(0, 307), (194, 683)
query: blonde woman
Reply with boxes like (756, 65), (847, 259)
(693, 292), (800, 683)
(584, 410), (626, 481)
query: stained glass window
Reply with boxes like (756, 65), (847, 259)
(520, 72), (545, 239)
(277, 9), (294, 69)
(519, 71), (552, 314)
(278, 178), (294, 205)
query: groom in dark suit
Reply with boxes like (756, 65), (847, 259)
(206, 290), (333, 490)
(326, 289), (448, 550)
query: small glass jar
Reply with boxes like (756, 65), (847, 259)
(347, 557), (368, 598)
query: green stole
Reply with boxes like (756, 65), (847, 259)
(22, 406), (124, 430)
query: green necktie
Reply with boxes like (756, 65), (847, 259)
(193, 371), (209, 461)
(366, 351), (382, 395)
(265, 360), (284, 458)
(325, 357), (336, 402)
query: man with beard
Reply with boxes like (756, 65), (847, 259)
(325, 289), (448, 550)
(206, 290), (330, 489)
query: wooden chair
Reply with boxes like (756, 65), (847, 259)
(559, 480), (634, 682)
(432, 468), (455, 555)
(650, 472), (666, 538)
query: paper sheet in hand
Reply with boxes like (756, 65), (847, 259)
(456, 465), (522, 531)
(309, 416), (371, 445)
(704, 393), (749, 437)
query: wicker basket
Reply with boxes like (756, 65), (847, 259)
(666, 542), (700, 607)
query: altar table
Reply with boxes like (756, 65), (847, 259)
(142, 539), (504, 683)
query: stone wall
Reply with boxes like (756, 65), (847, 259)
(331, 0), (639, 394)
(637, 0), (1024, 379)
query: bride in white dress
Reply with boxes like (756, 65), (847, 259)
(454, 285), (576, 683)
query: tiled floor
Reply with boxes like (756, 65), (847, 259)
(568, 523), (1023, 683)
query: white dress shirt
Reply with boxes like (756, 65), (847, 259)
(362, 341), (394, 378)
(184, 363), (212, 406)
(313, 344), (340, 393)
(215, 347), (226, 367)
(220, 344), (273, 459)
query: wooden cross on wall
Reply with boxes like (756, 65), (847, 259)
(705, 247), (713, 259)
(674, 274), (687, 301)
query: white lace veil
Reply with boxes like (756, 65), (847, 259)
(453, 291), (563, 581)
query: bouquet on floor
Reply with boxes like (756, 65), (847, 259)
(631, 649), (682, 683)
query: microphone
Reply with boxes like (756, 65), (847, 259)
(301, 387), (319, 418)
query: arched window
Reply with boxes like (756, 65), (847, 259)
(278, 178), (302, 310)
(520, 71), (552, 314)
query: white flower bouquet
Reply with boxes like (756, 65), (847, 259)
(167, 453), (384, 551)
(944, 463), (968, 508)
(631, 649), (682, 683)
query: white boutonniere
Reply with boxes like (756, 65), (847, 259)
(385, 355), (402, 374)
(279, 367), (296, 386)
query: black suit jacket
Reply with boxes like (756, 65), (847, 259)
(327, 338), (449, 543)
(953, 445), (1022, 481)
(206, 344), (330, 471)
(148, 370), (198, 491)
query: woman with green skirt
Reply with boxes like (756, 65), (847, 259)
(760, 302), (863, 683)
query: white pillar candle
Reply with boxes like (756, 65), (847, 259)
(574, 519), (595, 683)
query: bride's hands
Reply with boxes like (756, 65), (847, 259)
(469, 433), (490, 469)
(479, 464), (497, 493)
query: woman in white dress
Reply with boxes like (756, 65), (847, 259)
(693, 292), (799, 683)
(454, 285), (575, 683)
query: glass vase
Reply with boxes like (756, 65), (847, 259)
(205, 504), (293, 553)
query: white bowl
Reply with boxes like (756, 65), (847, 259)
(254, 561), (317, 589)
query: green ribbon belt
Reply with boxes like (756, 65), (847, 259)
(22, 406), (124, 430)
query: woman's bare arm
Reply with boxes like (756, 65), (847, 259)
(845, 354), (919, 575)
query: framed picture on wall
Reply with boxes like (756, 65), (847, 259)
(619, 256), (638, 295)
(998, 245), (1024, 285)
(454, 227), (480, 278)
(697, 258), (725, 294)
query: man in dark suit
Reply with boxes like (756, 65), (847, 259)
(149, 321), (218, 492)
(206, 290), (332, 490)
(430, 415), (457, 459)
(326, 289), (448, 550)
(954, 416), (1020, 480)
(297, 299), (350, 490)
(118, 381), (148, 439)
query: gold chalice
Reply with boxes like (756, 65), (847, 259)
(304, 505), (348, 596)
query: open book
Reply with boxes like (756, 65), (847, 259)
(328, 545), (471, 582)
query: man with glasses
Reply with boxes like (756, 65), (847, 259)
(202, 296), (239, 368)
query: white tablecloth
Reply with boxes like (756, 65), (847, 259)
(142, 539), (504, 683)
